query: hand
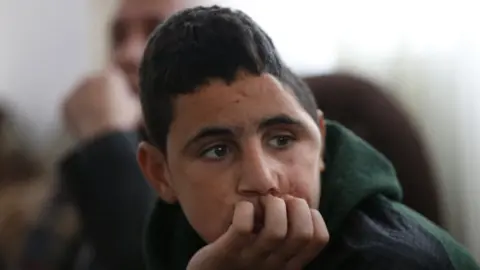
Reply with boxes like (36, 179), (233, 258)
(187, 195), (329, 270)
(63, 67), (141, 141)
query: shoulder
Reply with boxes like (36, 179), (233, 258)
(338, 196), (478, 270)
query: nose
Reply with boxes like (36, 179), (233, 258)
(237, 144), (280, 197)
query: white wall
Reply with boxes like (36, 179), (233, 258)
(88, 0), (118, 70)
(0, 0), (91, 156)
(458, 39), (480, 258)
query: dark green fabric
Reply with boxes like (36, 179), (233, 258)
(392, 202), (480, 270)
(318, 121), (402, 236)
(307, 196), (456, 270)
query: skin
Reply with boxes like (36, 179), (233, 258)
(64, 0), (190, 140)
(138, 72), (329, 268)
(112, 0), (187, 94)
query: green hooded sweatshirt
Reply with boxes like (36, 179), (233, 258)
(144, 122), (479, 270)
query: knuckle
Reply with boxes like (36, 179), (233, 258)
(286, 197), (307, 213)
(257, 233), (284, 252)
(264, 231), (285, 245)
(265, 195), (285, 211)
(231, 222), (251, 237)
(272, 195), (284, 204)
(294, 230), (313, 244)
(290, 196), (306, 205)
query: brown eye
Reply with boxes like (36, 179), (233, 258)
(112, 22), (126, 48)
(268, 135), (295, 149)
(143, 18), (162, 37)
(201, 144), (230, 160)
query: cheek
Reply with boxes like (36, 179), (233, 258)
(287, 169), (320, 208)
(284, 147), (322, 207)
(172, 164), (238, 243)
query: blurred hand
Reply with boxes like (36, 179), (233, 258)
(187, 195), (329, 270)
(63, 67), (141, 141)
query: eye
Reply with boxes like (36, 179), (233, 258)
(201, 144), (230, 160)
(144, 18), (162, 37)
(268, 135), (295, 149)
(111, 22), (126, 48)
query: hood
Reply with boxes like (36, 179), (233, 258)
(144, 121), (403, 270)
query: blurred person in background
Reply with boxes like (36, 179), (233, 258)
(26, 0), (194, 269)
(0, 106), (62, 269)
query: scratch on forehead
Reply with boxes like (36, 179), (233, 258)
(234, 73), (286, 97)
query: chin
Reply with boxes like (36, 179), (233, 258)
(198, 226), (225, 244)
(189, 215), (230, 244)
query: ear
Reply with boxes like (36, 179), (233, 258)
(316, 109), (327, 172)
(137, 142), (178, 203)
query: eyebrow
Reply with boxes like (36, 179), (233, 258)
(182, 114), (304, 153)
(183, 126), (235, 153)
(258, 114), (303, 131)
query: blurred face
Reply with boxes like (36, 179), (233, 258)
(139, 72), (326, 243)
(111, 0), (186, 93)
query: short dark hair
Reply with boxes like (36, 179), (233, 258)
(139, 5), (317, 152)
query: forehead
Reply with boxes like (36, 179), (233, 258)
(115, 0), (186, 21)
(168, 73), (316, 139)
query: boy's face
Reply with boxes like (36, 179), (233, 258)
(139, 72), (326, 243)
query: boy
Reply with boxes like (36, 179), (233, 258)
(137, 6), (480, 270)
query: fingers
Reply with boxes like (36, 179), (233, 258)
(186, 202), (255, 270)
(214, 201), (255, 254)
(232, 201), (255, 234)
(213, 196), (329, 270)
(275, 196), (314, 260)
(248, 195), (288, 257)
(285, 209), (329, 270)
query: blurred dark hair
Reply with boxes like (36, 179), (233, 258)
(0, 106), (43, 184)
